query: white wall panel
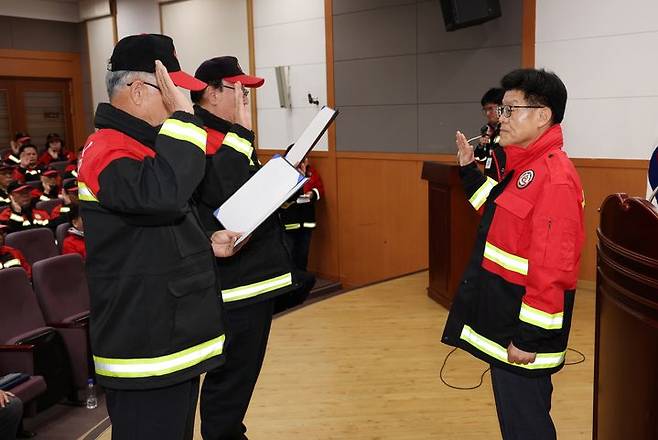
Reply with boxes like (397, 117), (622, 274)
(0, 0), (80, 22)
(258, 107), (328, 151)
(253, 0), (323, 27)
(161, 0), (249, 77)
(254, 18), (325, 68)
(116, 0), (160, 39)
(536, 0), (658, 43)
(87, 16), (115, 111)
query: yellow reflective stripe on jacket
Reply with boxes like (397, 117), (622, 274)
(9, 213), (25, 223)
(285, 223), (301, 230)
(78, 182), (98, 202)
(93, 333), (225, 378)
(159, 119), (207, 153)
(460, 325), (565, 370)
(222, 132), (254, 165)
(519, 303), (563, 330)
(483, 242), (528, 276)
(33, 219), (49, 226)
(222, 273), (293, 303)
(469, 176), (497, 210)
(303, 222), (316, 228)
(59, 206), (71, 213)
(2, 258), (21, 268)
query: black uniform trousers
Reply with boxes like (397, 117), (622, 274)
(105, 377), (200, 440)
(490, 366), (557, 440)
(200, 299), (273, 440)
(0, 395), (22, 440)
(284, 228), (313, 271)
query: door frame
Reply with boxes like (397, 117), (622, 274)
(0, 49), (86, 150)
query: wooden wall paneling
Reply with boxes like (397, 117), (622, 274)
(521, 0), (536, 68)
(0, 49), (86, 150)
(573, 158), (648, 282)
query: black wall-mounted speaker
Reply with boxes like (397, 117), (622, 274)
(440, 0), (502, 32)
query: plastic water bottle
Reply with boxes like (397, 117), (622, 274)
(85, 378), (98, 409)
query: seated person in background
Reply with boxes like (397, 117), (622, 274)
(0, 389), (23, 440)
(38, 133), (75, 166)
(0, 224), (31, 277)
(63, 160), (78, 179)
(0, 181), (50, 233)
(12, 145), (42, 183)
(62, 205), (85, 259)
(35, 167), (61, 202)
(0, 164), (14, 208)
(51, 179), (78, 221)
(2, 132), (30, 166)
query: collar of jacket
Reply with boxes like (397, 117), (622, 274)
(503, 124), (563, 177)
(94, 103), (160, 149)
(194, 105), (232, 135)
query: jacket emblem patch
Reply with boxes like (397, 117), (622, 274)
(517, 170), (534, 189)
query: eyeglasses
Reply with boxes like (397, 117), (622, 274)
(126, 81), (161, 92)
(497, 105), (544, 118)
(222, 83), (249, 98)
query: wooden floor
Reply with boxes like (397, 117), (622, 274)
(94, 271), (594, 439)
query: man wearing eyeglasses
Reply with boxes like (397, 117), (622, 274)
(442, 68), (585, 440)
(190, 56), (305, 440)
(475, 87), (506, 180)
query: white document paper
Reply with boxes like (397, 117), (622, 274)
(215, 156), (307, 245)
(284, 106), (338, 167)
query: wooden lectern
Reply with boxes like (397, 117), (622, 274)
(594, 194), (658, 439)
(421, 162), (480, 309)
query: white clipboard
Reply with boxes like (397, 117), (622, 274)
(284, 106), (338, 167)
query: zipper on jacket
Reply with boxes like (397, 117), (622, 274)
(543, 219), (552, 262)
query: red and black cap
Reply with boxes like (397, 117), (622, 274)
(7, 181), (31, 194)
(42, 166), (59, 177)
(63, 179), (78, 193)
(108, 34), (207, 91)
(194, 56), (264, 88)
(14, 131), (30, 143)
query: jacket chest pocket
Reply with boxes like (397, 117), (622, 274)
(490, 191), (533, 254)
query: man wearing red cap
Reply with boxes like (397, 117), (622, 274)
(0, 223), (31, 277)
(77, 34), (241, 440)
(35, 167), (61, 202)
(0, 181), (50, 233)
(50, 179), (78, 222)
(191, 56), (311, 440)
(2, 132), (30, 166)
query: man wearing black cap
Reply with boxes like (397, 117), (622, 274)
(2, 132), (30, 166)
(0, 164), (13, 208)
(0, 181), (50, 233)
(50, 179), (78, 222)
(77, 34), (241, 440)
(36, 167), (61, 201)
(191, 56), (312, 440)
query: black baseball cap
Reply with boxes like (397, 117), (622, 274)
(7, 181), (31, 194)
(42, 167), (59, 177)
(64, 179), (78, 193)
(108, 34), (207, 91)
(194, 56), (264, 88)
(14, 131), (30, 143)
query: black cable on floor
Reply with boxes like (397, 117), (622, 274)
(440, 347), (587, 390)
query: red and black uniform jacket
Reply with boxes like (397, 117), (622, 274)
(0, 188), (9, 208)
(38, 150), (75, 167)
(2, 151), (20, 166)
(0, 205), (51, 233)
(63, 162), (78, 179)
(442, 124), (585, 377)
(279, 165), (324, 231)
(193, 105), (297, 309)
(78, 103), (226, 390)
(0, 245), (31, 278)
(13, 165), (43, 183)
(36, 184), (60, 202)
(62, 227), (86, 260)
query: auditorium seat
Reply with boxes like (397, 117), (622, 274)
(35, 198), (64, 215)
(55, 222), (71, 253)
(32, 254), (91, 394)
(5, 228), (58, 266)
